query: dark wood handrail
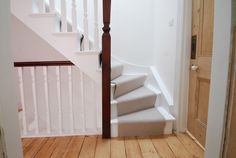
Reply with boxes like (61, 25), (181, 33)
(102, 0), (111, 138)
(14, 61), (74, 67)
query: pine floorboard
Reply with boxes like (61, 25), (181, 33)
(21, 133), (204, 158)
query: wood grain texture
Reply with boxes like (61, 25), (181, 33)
(23, 138), (47, 158)
(79, 136), (97, 158)
(34, 137), (56, 158)
(176, 133), (204, 158)
(138, 137), (160, 158)
(95, 136), (111, 158)
(63, 136), (84, 158)
(50, 137), (72, 158)
(188, 0), (214, 147)
(125, 137), (143, 158)
(151, 136), (175, 158)
(166, 135), (194, 158)
(22, 134), (204, 158)
(111, 137), (126, 158)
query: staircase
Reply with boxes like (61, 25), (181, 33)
(11, 0), (101, 82)
(110, 60), (175, 137)
(12, 0), (175, 137)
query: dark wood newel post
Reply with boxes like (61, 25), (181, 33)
(102, 0), (111, 138)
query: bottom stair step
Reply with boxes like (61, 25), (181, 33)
(111, 107), (175, 137)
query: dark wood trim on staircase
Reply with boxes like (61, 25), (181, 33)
(102, 0), (111, 138)
(14, 61), (74, 67)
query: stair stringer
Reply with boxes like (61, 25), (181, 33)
(11, 0), (101, 83)
(112, 55), (172, 112)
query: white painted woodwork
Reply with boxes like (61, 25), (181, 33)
(30, 67), (39, 134)
(83, 0), (89, 50)
(61, 0), (67, 32)
(79, 70), (86, 132)
(43, 67), (51, 134)
(38, 0), (46, 13)
(16, 66), (102, 137)
(49, 0), (55, 12)
(68, 66), (74, 133)
(12, 0), (102, 82)
(93, 0), (99, 50)
(71, 0), (78, 32)
(56, 66), (63, 134)
(18, 68), (27, 135)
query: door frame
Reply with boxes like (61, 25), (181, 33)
(173, 0), (192, 132)
(175, 0), (233, 157)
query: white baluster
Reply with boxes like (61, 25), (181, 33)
(49, 0), (55, 12)
(93, 0), (99, 50)
(92, 81), (97, 130)
(71, 0), (78, 32)
(30, 67), (39, 134)
(18, 68), (27, 136)
(61, 0), (67, 32)
(43, 67), (51, 134)
(56, 66), (63, 134)
(80, 71), (86, 131)
(83, 0), (89, 50)
(68, 66), (74, 133)
(38, 0), (46, 13)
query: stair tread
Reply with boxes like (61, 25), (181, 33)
(111, 62), (123, 80)
(111, 74), (146, 85)
(112, 108), (165, 124)
(111, 60), (123, 67)
(111, 74), (147, 98)
(116, 87), (156, 102)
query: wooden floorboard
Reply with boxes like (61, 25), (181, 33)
(63, 136), (85, 158)
(111, 137), (126, 158)
(176, 133), (204, 158)
(137, 137), (160, 158)
(79, 136), (97, 158)
(94, 136), (111, 158)
(151, 136), (176, 158)
(22, 133), (204, 158)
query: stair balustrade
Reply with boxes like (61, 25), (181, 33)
(32, 0), (100, 50)
(14, 61), (102, 137)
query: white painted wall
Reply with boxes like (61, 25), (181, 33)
(153, 0), (178, 100)
(11, 15), (66, 62)
(111, 0), (155, 66)
(0, 0), (23, 157)
(111, 0), (178, 101)
(205, 0), (232, 157)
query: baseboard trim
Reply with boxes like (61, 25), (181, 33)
(186, 130), (205, 151)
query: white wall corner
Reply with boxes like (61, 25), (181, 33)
(172, 0), (192, 132)
(150, 66), (174, 107)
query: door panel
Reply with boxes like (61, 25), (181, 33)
(187, 0), (214, 147)
(200, 0), (214, 56)
(192, 0), (201, 36)
(196, 78), (210, 125)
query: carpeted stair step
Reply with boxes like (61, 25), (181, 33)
(111, 108), (166, 137)
(114, 87), (157, 116)
(111, 62), (123, 80)
(111, 74), (147, 98)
